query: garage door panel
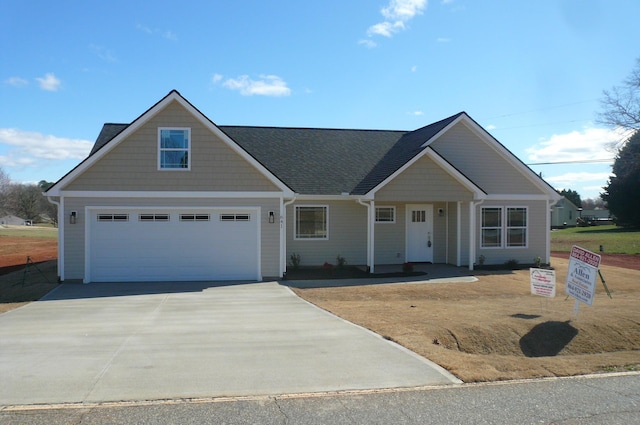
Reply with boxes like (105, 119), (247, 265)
(89, 209), (259, 282)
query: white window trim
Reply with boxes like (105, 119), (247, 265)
(158, 127), (191, 171)
(375, 206), (396, 223)
(480, 206), (529, 249)
(506, 206), (529, 249)
(294, 205), (329, 241)
(481, 207), (503, 249)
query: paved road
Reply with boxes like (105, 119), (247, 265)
(1, 373), (638, 424)
(0, 281), (457, 406)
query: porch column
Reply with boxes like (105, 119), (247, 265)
(369, 200), (375, 273)
(456, 201), (462, 267)
(469, 201), (476, 271)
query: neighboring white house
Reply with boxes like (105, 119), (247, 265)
(550, 197), (581, 228)
(0, 214), (28, 226)
(45, 90), (562, 283)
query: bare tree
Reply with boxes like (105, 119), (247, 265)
(0, 167), (11, 214)
(598, 57), (640, 131)
(5, 184), (43, 221)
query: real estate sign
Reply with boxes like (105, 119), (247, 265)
(530, 268), (556, 298)
(565, 245), (601, 306)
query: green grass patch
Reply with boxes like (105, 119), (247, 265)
(0, 226), (58, 239)
(551, 225), (640, 254)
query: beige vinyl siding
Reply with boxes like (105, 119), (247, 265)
(475, 200), (548, 265)
(64, 101), (279, 192)
(432, 202), (448, 263)
(430, 122), (542, 195)
(374, 204), (405, 264)
(446, 202), (458, 265)
(62, 196), (281, 281)
(287, 200), (367, 267)
(375, 155), (474, 202)
(459, 202), (471, 266)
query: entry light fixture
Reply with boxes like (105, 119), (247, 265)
(438, 208), (445, 217)
(268, 211), (275, 224)
(70, 211), (77, 224)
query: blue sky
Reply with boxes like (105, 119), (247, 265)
(1, 0), (638, 200)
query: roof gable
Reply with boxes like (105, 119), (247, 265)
(46, 91), (293, 196)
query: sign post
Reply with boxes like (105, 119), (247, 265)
(565, 246), (602, 316)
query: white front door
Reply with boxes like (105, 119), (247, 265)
(406, 204), (434, 263)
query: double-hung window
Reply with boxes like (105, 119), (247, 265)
(481, 207), (503, 248)
(481, 206), (528, 248)
(159, 128), (190, 170)
(506, 207), (527, 247)
(295, 206), (328, 240)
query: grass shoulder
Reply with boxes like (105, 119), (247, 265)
(551, 225), (640, 254)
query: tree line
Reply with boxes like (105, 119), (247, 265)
(0, 167), (57, 226)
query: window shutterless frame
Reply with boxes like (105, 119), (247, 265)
(480, 206), (528, 249)
(294, 205), (329, 240)
(375, 206), (396, 223)
(158, 127), (191, 170)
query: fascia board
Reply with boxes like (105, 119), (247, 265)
(365, 145), (485, 199)
(455, 115), (562, 199)
(419, 113), (466, 148)
(47, 91), (294, 198)
(173, 94), (295, 196)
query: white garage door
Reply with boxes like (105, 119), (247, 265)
(88, 208), (260, 282)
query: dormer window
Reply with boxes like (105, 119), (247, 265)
(158, 128), (190, 170)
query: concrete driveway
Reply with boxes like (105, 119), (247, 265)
(0, 281), (460, 406)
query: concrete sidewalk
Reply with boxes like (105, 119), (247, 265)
(0, 281), (459, 406)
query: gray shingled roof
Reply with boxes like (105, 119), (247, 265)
(88, 114), (467, 195)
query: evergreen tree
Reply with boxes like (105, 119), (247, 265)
(602, 130), (640, 227)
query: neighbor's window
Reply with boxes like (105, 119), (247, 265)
(159, 128), (190, 170)
(295, 206), (328, 240)
(375, 206), (396, 223)
(481, 207), (502, 248)
(506, 207), (527, 247)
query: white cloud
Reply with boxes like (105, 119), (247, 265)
(363, 0), (427, 44)
(136, 24), (177, 41)
(35, 73), (61, 91)
(358, 39), (377, 48)
(544, 172), (612, 187)
(211, 73), (223, 84)
(218, 74), (291, 97)
(436, 37), (451, 43)
(0, 129), (92, 167)
(408, 110), (424, 116)
(485, 124), (497, 131)
(4, 77), (29, 87)
(90, 44), (117, 63)
(411, 65), (418, 72)
(381, 0), (428, 21)
(526, 126), (630, 163)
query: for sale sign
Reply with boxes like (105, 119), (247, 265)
(530, 268), (556, 297)
(565, 245), (601, 306)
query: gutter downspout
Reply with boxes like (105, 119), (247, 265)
(357, 198), (374, 273)
(468, 198), (485, 271)
(46, 195), (63, 281)
(281, 196), (297, 277)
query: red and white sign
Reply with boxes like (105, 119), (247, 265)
(530, 268), (556, 298)
(565, 245), (601, 306)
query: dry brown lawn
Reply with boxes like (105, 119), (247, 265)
(292, 257), (640, 382)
